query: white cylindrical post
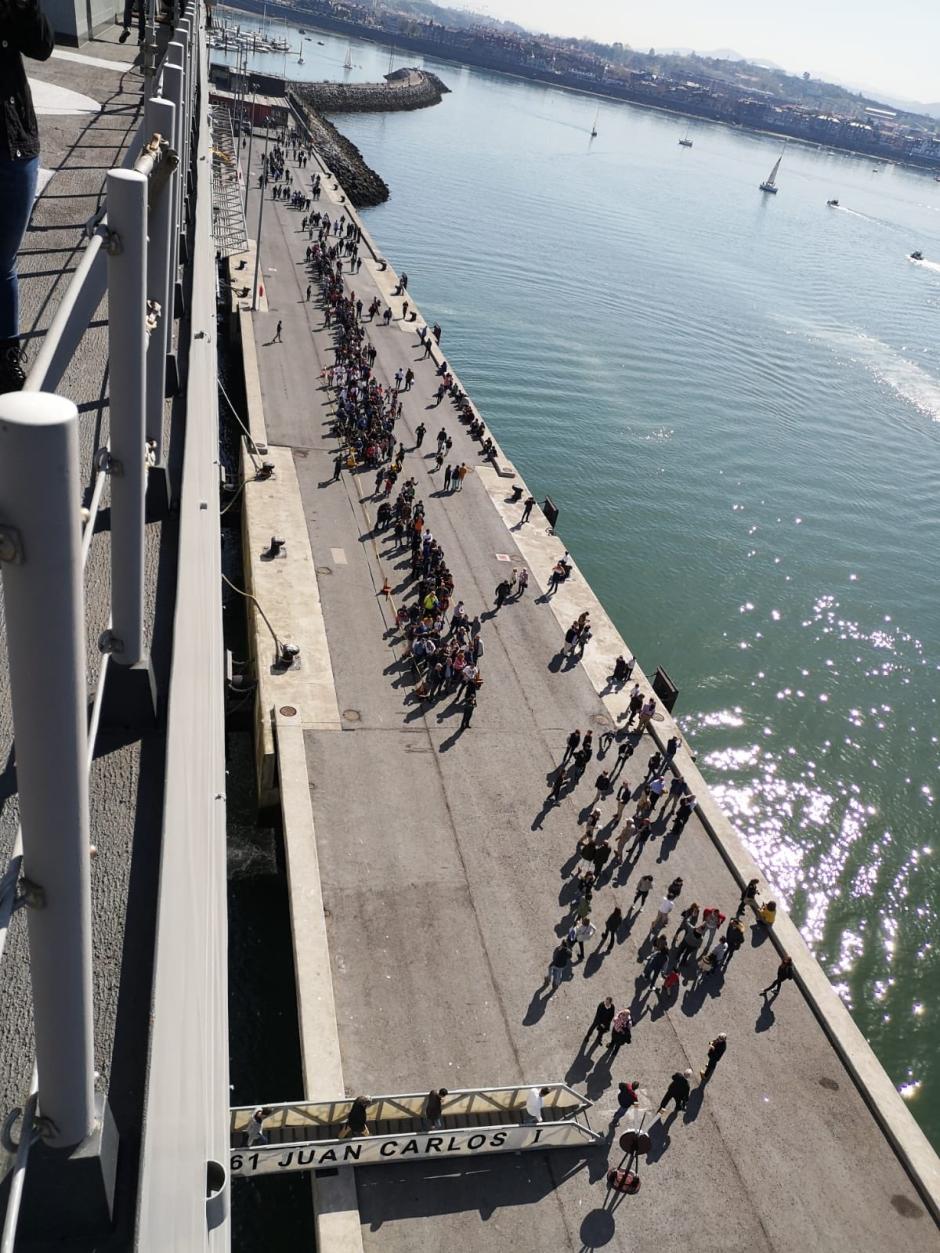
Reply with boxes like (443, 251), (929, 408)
(144, 96), (177, 460)
(106, 169), (148, 668)
(163, 57), (184, 319)
(0, 392), (95, 1149)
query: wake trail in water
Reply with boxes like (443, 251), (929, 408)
(911, 257), (940, 275)
(786, 319), (940, 422)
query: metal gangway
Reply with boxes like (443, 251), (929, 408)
(229, 1084), (602, 1178)
(0, 2), (229, 1247)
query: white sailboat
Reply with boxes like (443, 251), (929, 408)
(590, 106), (598, 138)
(343, 45), (353, 71)
(759, 149), (784, 194)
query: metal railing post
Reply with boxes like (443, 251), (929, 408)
(105, 169), (149, 669)
(163, 54), (185, 317)
(144, 95), (178, 463)
(0, 392), (95, 1150)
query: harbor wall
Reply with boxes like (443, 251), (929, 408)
(294, 70), (448, 114)
(288, 91), (389, 207)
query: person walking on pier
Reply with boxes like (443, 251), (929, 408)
(657, 1071), (692, 1117)
(584, 995), (615, 1046)
(606, 1008), (633, 1058)
(339, 1096), (371, 1138)
(443, 464), (452, 492)
(460, 686), (477, 730)
(456, 463), (468, 490)
(547, 940), (571, 993)
(563, 729), (582, 766)
(273, 319), (283, 343)
(699, 1034), (727, 1083)
(632, 873), (654, 912)
(761, 956), (794, 1000)
(525, 1086), (550, 1124)
(736, 878), (760, 917)
(247, 1107), (271, 1146)
(306, 283), (312, 301)
(332, 452), (344, 481)
(425, 1088), (448, 1130)
(415, 421), (426, 448)
(521, 494), (536, 524)
(600, 903), (623, 951)
(671, 793), (695, 836)
(611, 1081), (640, 1126)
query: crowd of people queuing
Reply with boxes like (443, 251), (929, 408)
(260, 128), (795, 1152)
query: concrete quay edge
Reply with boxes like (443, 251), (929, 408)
(283, 155), (939, 1221)
(276, 710), (365, 1253)
(233, 304), (342, 807)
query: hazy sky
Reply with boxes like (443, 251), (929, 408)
(460, 0), (940, 103)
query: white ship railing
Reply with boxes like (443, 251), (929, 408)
(0, 2), (212, 1245)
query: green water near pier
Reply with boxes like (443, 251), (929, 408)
(218, 14), (940, 1147)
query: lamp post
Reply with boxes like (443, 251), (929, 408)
(251, 120), (271, 311)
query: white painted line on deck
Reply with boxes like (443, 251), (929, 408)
(329, 547), (347, 565)
(51, 47), (135, 72)
(28, 79), (101, 116)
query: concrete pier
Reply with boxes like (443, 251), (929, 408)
(236, 127), (940, 1250)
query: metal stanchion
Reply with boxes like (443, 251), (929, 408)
(163, 54), (185, 320)
(102, 169), (157, 722)
(144, 97), (177, 503)
(0, 393), (95, 1149)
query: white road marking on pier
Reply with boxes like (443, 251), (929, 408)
(330, 547), (347, 565)
(28, 79), (101, 116)
(51, 48), (135, 72)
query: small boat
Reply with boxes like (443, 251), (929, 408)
(590, 105), (598, 138)
(317, 40), (324, 45)
(343, 45), (353, 71)
(679, 126), (692, 147)
(298, 54), (304, 64)
(826, 198), (839, 207)
(759, 149), (784, 194)
(910, 250), (924, 261)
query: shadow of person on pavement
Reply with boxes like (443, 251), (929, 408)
(644, 1112), (675, 1163)
(682, 1085), (705, 1125)
(756, 998), (777, 1033)
(522, 982), (551, 1026)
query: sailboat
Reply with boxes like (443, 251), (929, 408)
(343, 45), (353, 71)
(678, 126), (693, 148)
(297, 44), (304, 65)
(590, 106), (598, 138)
(759, 148), (784, 194)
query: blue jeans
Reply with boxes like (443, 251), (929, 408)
(0, 156), (39, 341)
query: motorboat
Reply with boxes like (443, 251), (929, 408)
(910, 250), (924, 261)
(827, 198), (839, 207)
(678, 137), (693, 147)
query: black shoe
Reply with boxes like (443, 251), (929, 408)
(0, 342), (27, 392)
(119, 27), (129, 41)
